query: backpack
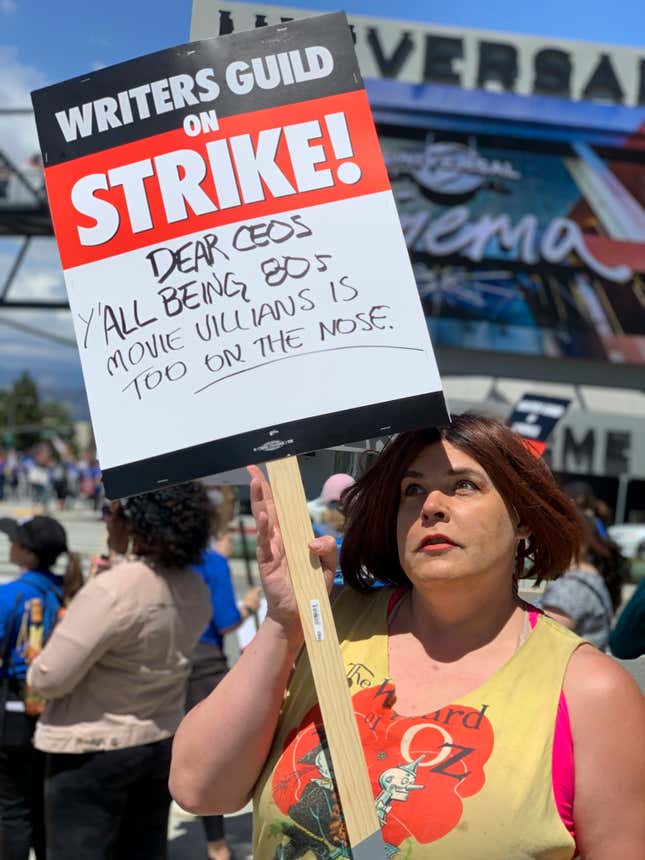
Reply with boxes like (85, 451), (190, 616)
(14, 573), (64, 716)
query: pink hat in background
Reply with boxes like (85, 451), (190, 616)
(320, 473), (355, 505)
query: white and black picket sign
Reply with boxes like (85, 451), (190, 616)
(32, 12), (447, 499)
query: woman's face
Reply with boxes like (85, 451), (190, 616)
(105, 501), (131, 554)
(10, 541), (37, 571)
(396, 440), (527, 590)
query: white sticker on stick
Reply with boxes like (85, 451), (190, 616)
(310, 599), (324, 641)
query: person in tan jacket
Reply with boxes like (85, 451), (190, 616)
(27, 482), (212, 860)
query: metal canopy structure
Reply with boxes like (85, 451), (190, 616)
(0, 108), (68, 311)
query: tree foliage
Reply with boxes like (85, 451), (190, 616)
(0, 371), (73, 450)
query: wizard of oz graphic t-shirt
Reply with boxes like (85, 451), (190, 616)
(253, 588), (581, 859)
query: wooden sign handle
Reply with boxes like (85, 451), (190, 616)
(266, 456), (386, 859)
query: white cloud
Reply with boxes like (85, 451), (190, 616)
(1, 0), (17, 14)
(0, 46), (45, 164)
(0, 46), (44, 104)
(12, 270), (65, 302)
(0, 238), (66, 303)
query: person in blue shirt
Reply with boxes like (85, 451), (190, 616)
(0, 515), (82, 860)
(192, 548), (254, 653)
(188, 531), (261, 860)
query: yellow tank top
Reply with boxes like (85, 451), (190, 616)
(253, 588), (581, 859)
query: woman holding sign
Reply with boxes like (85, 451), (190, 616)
(171, 414), (645, 859)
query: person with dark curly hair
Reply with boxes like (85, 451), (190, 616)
(26, 482), (212, 860)
(171, 414), (645, 860)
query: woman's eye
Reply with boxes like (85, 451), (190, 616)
(402, 482), (425, 498)
(455, 478), (477, 492)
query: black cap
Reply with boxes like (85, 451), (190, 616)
(0, 516), (68, 566)
(0, 518), (19, 542)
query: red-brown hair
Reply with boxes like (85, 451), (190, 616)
(340, 413), (583, 591)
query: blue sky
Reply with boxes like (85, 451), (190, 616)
(0, 0), (644, 413)
(2, 0), (644, 92)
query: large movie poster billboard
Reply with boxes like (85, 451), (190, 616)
(377, 112), (645, 365)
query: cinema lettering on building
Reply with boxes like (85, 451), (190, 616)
(188, 3), (645, 521)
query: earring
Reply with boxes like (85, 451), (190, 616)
(514, 538), (528, 587)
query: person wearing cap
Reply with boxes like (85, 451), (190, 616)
(312, 473), (355, 538)
(310, 474), (355, 589)
(0, 515), (82, 860)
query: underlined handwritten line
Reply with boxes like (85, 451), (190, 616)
(193, 344), (425, 395)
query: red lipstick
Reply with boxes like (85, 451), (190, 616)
(417, 534), (458, 552)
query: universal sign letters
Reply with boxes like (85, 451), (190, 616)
(194, 2), (645, 107)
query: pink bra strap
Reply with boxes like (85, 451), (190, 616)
(528, 608), (576, 844)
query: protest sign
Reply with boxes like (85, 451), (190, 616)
(31, 12), (448, 500)
(508, 394), (571, 457)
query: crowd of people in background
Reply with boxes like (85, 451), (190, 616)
(0, 418), (642, 859)
(0, 443), (103, 512)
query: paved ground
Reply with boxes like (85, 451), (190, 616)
(169, 803), (253, 859)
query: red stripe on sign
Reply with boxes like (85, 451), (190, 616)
(44, 89), (390, 270)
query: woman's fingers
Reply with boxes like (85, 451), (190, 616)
(249, 471), (272, 549)
(247, 466), (274, 510)
(249, 468), (279, 543)
(309, 536), (338, 591)
(251, 477), (286, 576)
(247, 466), (269, 509)
(247, 465), (282, 531)
(248, 466), (267, 514)
(255, 510), (273, 565)
(249, 467), (336, 594)
(247, 464), (265, 483)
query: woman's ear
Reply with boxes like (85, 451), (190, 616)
(510, 505), (530, 541)
(516, 523), (531, 541)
